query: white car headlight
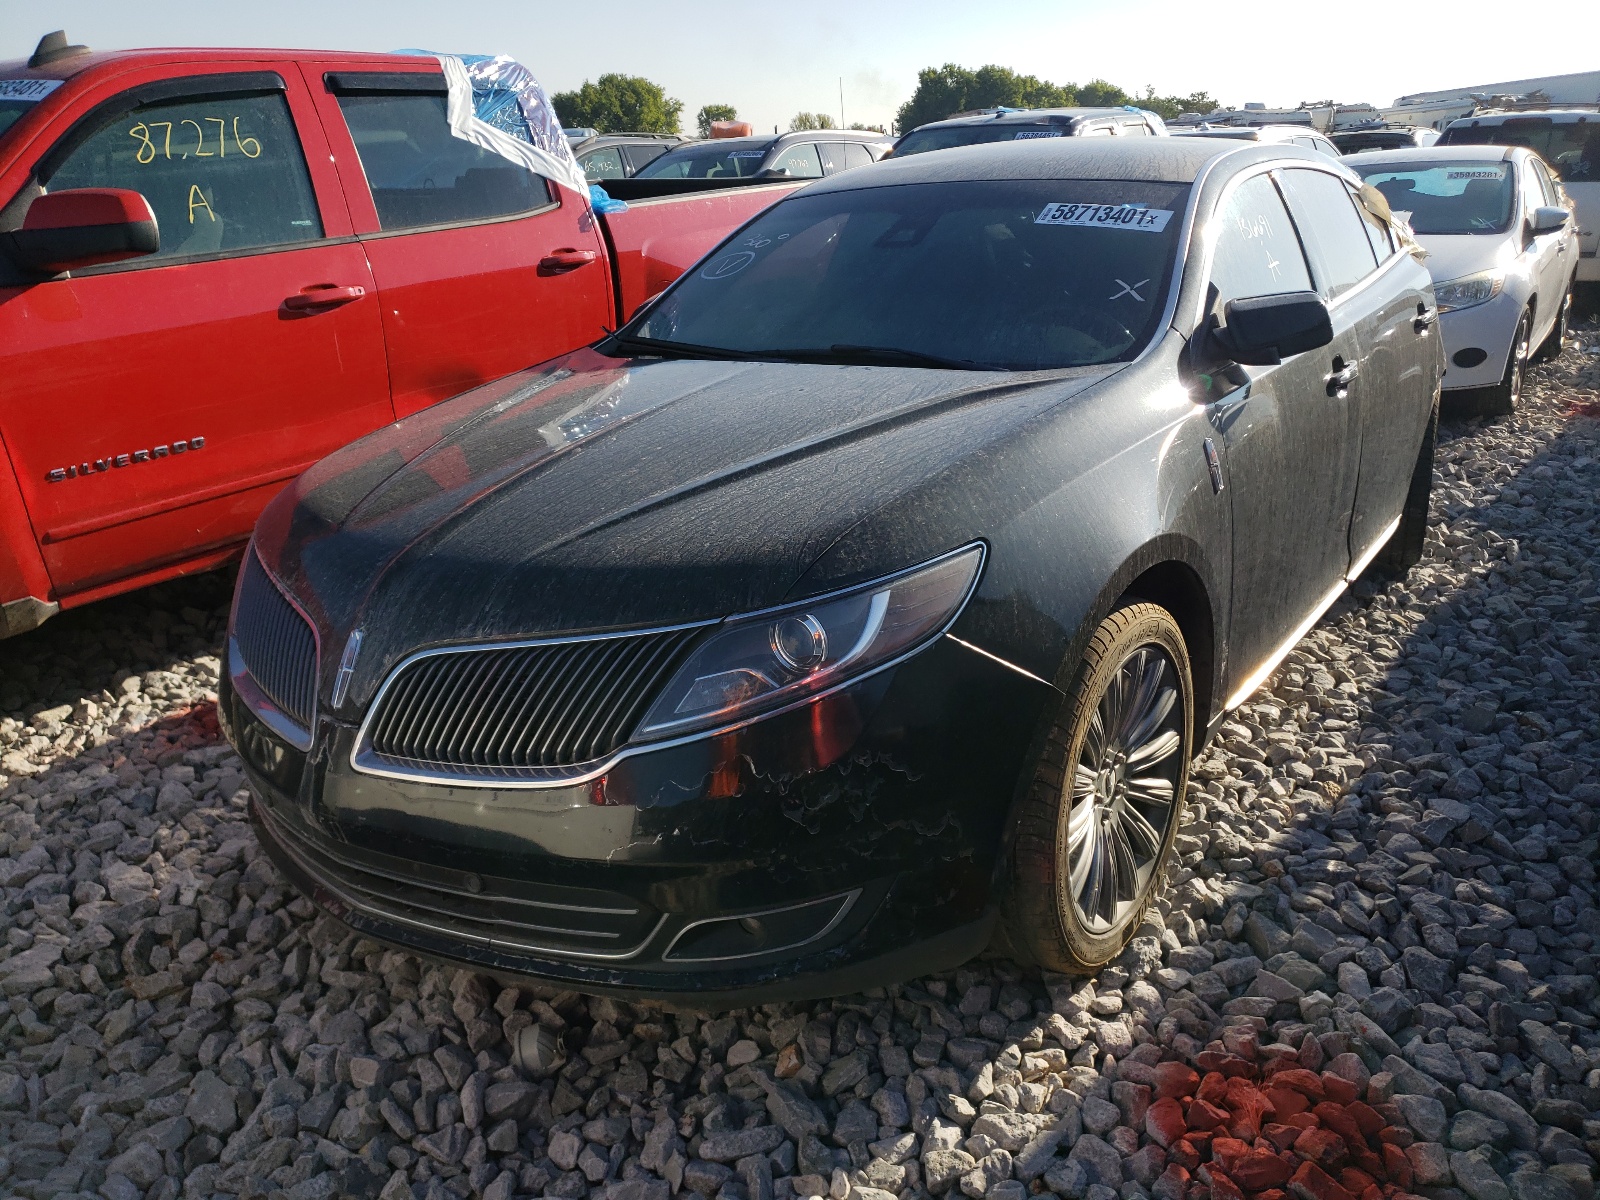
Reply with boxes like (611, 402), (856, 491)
(1432, 270), (1504, 313)
(636, 544), (985, 738)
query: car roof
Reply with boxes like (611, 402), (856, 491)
(0, 46), (440, 83)
(654, 137), (773, 154)
(910, 107), (1151, 131)
(1447, 110), (1599, 125)
(1344, 145), (1520, 165)
(776, 129), (890, 142)
(572, 133), (685, 149)
(801, 136), (1313, 194)
(1172, 125), (1324, 142)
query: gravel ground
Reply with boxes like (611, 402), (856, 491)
(2, 328), (1598, 1200)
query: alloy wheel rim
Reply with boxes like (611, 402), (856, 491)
(1065, 644), (1185, 934)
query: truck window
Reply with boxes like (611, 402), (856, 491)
(579, 146), (625, 180)
(334, 92), (552, 230)
(41, 89), (322, 261)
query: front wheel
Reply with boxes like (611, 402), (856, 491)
(1470, 311), (1529, 417)
(1000, 603), (1192, 972)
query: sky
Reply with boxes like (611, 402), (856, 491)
(13, 1), (1600, 134)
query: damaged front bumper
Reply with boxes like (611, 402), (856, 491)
(221, 634), (1053, 1004)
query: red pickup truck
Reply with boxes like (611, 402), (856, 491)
(0, 37), (797, 636)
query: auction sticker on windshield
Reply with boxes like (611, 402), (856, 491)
(1015, 130), (1064, 139)
(0, 79), (63, 102)
(1036, 202), (1173, 232)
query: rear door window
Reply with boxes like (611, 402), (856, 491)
(42, 83), (322, 262)
(842, 142), (875, 169)
(1207, 172), (1314, 317)
(770, 141), (824, 179)
(332, 87), (551, 230)
(1277, 168), (1378, 299)
(578, 145), (624, 180)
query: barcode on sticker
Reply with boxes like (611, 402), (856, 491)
(1014, 130), (1064, 139)
(1447, 169), (1502, 179)
(1036, 202), (1173, 232)
(0, 78), (63, 102)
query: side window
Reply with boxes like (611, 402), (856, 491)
(1530, 159), (1560, 206)
(843, 142), (875, 170)
(1121, 121), (1151, 136)
(620, 144), (669, 174)
(1277, 168), (1379, 299)
(333, 89), (552, 230)
(1207, 173), (1314, 318)
(43, 86), (322, 262)
(770, 141), (823, 179)
(579, 146), (625, 180)
(818, 143), (842, 174)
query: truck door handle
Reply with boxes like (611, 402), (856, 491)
(1325, 357), (1359, 398)
(539, 248), (598, 274)
(1414, 304), (1436, 334)
(284, 284), (367, 310)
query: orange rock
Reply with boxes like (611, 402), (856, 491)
(1149, 1098), (1190, 1148)
(1285, 1113), (1321, 1131)
(1190, 1100), (1232, 1132)
(1273, 1070), (1327, 1101)
(1266, 1124), (1303, 1152)
(1157, 1062), (1203, 1100)
(1265, 1087), (1310, 1119)
(774, 1043), (802, 1079)
(1381, 1143), (1413, 1189)
(1288, 1161), (1356, 1200)
(1199, 1072), (1231, 1106)
(1346, 1102), (1385, 1139)
(1293, 1127), (1350, 1172)
(1321, 1074), (1359, 1105)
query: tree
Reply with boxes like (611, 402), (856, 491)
(1076, 79), (1131, 108)
(696, 104), (739, 137)
(847, 123), (886, 133)
(552, 74), (683, 135)
(789, 112), (837, 132)
(895, 63), (1074, 133)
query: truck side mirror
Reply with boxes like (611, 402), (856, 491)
(1208, 291), (1334, 366)
(3, 188), (159, 275)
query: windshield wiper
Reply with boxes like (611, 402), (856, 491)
(768, 344), (1004, 371)
(600, 333), (763, 362)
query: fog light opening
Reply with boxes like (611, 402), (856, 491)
(1452, 347), (1488, 369)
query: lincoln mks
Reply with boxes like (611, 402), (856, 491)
(222, 139), (1442, 1002)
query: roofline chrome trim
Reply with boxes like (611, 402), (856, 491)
(661, 889), (861, 964)
(349, 542), (987, 790)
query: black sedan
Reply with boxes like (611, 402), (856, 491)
(221, 138), (1442, 1004)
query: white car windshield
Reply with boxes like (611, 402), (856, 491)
(1355, 162), (1515, 235)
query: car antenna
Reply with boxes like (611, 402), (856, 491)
(29, 30), (91, 68)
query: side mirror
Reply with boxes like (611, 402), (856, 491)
(3, 188), (159, 274)
(1209, 291), (1334, 366)
(754, 167), (789, 179)
(629, 290), (665, 321)
(1530, 206), (1569, 235)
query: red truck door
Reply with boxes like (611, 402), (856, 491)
(305, 64), (612, 417)
(0, 62), (393, 599)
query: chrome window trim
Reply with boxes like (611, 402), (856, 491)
(350, 542), (987, 790)
(661, 889), (861, 963)
(229, 547), (320, 751)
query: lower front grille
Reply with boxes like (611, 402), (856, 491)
(257, 804), (663, 960)
(359, 626), (701, 779)
(233, 552), (319, 731)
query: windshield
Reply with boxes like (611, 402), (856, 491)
(625, 179), (1189, 370)
(1354, 162), (1515, 235)
(1335, 132), (1417, 153)
(0, 101), (30, 142)
(636, 142), (773, 179)
(894, 124), (1069, 157)
(1441, 118), (1598, 183)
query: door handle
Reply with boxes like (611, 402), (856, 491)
(1325, 357), (1359, 398)
(1414, 303), (1437, 334)
(539, 248), (598, 274)
(284, 284), (366, 310)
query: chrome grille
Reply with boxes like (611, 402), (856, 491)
(257, 803), (662, 959)
(363, 627), (701, 775)
(234, 552), (318, 730)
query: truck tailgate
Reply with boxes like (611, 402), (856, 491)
(597, 181), (805, 323)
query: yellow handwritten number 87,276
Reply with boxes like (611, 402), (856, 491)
(128, 116), (262, 163)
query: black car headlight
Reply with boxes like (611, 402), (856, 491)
(636, 544), (985, 738)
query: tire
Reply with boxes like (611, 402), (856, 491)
(1535, 284), (1573, 362)
(1470, 311), (1530, 418)
(1000, 602), (1192, 973)
(1372, 395), (1438, 579)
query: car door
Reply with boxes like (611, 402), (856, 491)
(306, 65), (611, 417)
(0, 62), (392, 599)
(1280, 165), (1434, 569)
(1199, 170), (1364, 692)
(1522, 156), (1570, 318)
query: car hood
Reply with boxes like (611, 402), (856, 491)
(1414, 231), (1517, 284)
(254, 349), (1120, 703)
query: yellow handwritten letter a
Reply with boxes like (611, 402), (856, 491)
(187, 184), (216, 224)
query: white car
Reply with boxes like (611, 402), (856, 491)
(1350, 145), (1579, 415)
